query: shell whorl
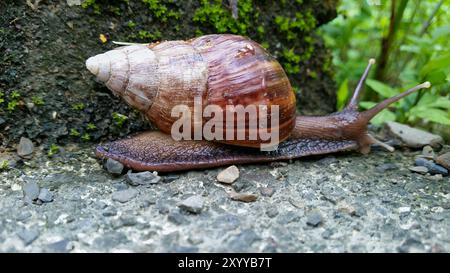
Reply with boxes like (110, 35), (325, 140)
(86, 34), (296, 147)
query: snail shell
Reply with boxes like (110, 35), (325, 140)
(86, 34), (296, 148)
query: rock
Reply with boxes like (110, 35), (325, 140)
(386, 121), (443, 148)
(168, 211), (188, 225)
(23, 181), (40, 201)
(217, 165), (240, 184)
(178, 195), (204, 214)
(375, 163), (399, 173)
(306, 211), (323, 227)
(17, 228), (40, 245)
(228, 190), (258, 202)
(398, 207), (411, 214)
(126, 170), (161, 186)
(105, 158), (124, 175)
(119, 215), (137, 227)
(16, 211), (32, 222)
(227, 229), (261, 252)
(408, 166), (428, 174)
(422, 145), (435, 159)
(415, 158), (448, 176)
(17, 137), (34, 158)
(265, 207), (278, 218)
(102, 206), (118, 217)
(112, 188), (138, 203)
(163, 175), (179, 183)
(259, 187), (275, 197)
(436, 153), (450, 170)
(38, 188), (54, 202)
(46, 239), (72, 253)
(66, 0), (82, 6)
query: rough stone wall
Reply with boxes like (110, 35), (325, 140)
(0, 0), (337, 149)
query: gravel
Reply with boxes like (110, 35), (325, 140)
(112, 189), (138, 203)
(126, 171), (161, 186)
(178, 195), (205, 214)
(105, 158), (124, 175)
(0, 145), (449, 252)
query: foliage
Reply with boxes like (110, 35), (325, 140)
(112, 112), (128, 127)
(47, 144), (60, 157)
(320, 0), (450, 129)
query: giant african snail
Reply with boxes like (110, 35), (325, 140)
(86, 34), (430, 172)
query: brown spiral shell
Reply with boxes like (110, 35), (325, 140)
(86, 34), (296, 148)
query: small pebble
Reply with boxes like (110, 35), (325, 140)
(17, 228), (40, 245)
(38, 188), (54, 203)
(422, 145), (435, 159)
(306, 211), (323, 227)
(415, 158), (448, 176)
(259, 187), (275, 197)
(409, 166), (428, 174)
(217, 165), (240, 184)
(102, 206), (118, 217)
(105, 158), (124, 175)
(23, 181), (40, 201)
(178, 195), (204, 214)
(112, 188), (138, 203)
(228, 190), (258, 203)
(163, 175), (180, 183)
(126, 170), (161, 186)
(17, 137), (34, 158)
(436, 152), (450, 170)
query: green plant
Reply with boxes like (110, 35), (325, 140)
(86, 123), (97, 130)
(142, 0), (180, 22)
(70, 128), (81, 137)
(0, 160), (8, 170)
(81, 133), (91, 141)
(320, 0), (450, 129)
(193, 0), (255, 35)
(31, 96), (45, 106)
(72, 103), (85, 111)
(112, 112), (128, 127)
(0, 91), (4, 104)
(47, 144), (60, 157)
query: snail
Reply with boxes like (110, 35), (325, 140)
(86, 34), (430, 172)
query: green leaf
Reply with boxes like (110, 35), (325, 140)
(424, 70), (447, 85)
(420, 53), (450, 77)
(432, 24), (450, 40)
(370, 109), (396, 126)
(337, 79), (349, 110)
(366, 79), (397, 98)
(429, 99), (450, 109)
(413, 108), (450, 126)
(359, 101), (376, 110)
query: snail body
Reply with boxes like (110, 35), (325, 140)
(86, 34), (430, 172)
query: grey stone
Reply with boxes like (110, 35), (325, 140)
(178, 195), (204, 214)
(306, 211), (323, 227)
(168, 211), (188, 225)
(17, 228), (40, 245)
(259, 187), (275, 197)
(16, 211), (32, 222)
(102, 206), (117, 217)
(46, 239), (72, 253)
(375, 163), (398, 173)
(38, 188), (54, 202)
(163, 175), (180, 183)
(93, 232), (129, 249)
(415, 158), (448, 176)
(386, 121), (443, 148)
(266, 207), (279, 218)
(119, 215), (137, 227)
(409, 166), (428, 174)
(105, 158), (124, 175)
(422, 145), (435, 159)
(17, 137), (34, 158)
(23, 181), (39, 201)
(112, 188), (138, 203)
(227, 229), (261, 252)
(126, 170), (161, 186)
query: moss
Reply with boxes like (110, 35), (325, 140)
(47, 144), (60, 157)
